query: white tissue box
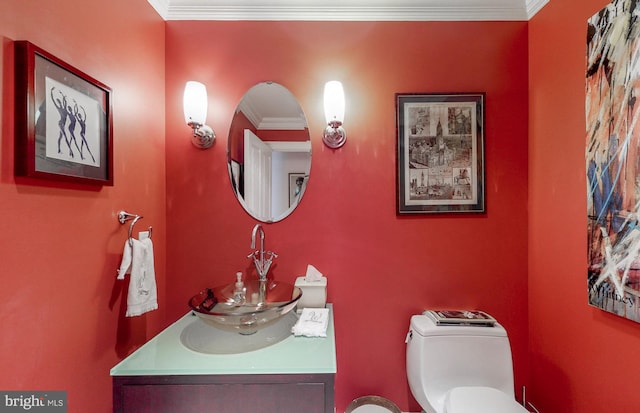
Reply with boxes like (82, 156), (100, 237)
(295, 276), (327, 310)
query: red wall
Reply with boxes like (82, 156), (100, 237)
(528, 0), (640, 411)
(258, 129), (310, 142)
(228, 110), (255, 162)
(165, 21), (529, 412)
(0, 1), (166, 412)
(228, 111), (308, 163)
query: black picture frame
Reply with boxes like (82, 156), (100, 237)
(396, 93), (485, 214)
(289, 173), (306, 207)
(14, 41), (113, 185)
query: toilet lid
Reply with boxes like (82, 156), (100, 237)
(444, 387), (528, 413)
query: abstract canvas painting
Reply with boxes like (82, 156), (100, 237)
(586, 0), (640, 321)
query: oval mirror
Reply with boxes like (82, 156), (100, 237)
(228, 82), (311, 223)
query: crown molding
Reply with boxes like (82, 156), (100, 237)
(148, 0), (170, 20)
(267, 141), (312, 153)
(259, 117), (308, 130)
(237, 101), (307, 131)
(526, 0), (549, 19)
(148, 0), (549, 21)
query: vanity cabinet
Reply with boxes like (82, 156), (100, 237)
(113, 373), (334, 413)
(111, 305), (336, 413)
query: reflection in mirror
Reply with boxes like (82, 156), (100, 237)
(228, 82), (311, 223)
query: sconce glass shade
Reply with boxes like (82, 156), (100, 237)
(323, 80), (346, 149)
(323, 80), (345, 124)
(184, 81), (208, 126)
(183, 81), (215, 149)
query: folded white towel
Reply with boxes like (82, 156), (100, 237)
(291, 308), (329, 337)
(117, 238), (158, 317)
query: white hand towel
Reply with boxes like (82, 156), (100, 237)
(117, 241), (132, 278)
(291, 308), (329, 337)
(116, 238), (158, 317)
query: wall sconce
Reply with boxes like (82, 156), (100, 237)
(323, 80), (346, 149)
(183, 81), (215, 149)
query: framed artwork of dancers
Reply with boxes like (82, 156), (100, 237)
(14, 40), (113, 185)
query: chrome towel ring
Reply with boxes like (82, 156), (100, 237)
(117, 210), (152, 244)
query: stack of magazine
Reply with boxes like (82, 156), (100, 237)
(424, 310), (496, 327)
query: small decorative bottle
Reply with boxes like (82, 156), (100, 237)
(233, 272), (246, 304)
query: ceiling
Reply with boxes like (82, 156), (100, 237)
(147, 0), (549, 21)
(238, 82), (307, 130)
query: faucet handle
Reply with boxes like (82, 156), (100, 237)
(247, 250), (262, 260)
(265, 251), (278, 260)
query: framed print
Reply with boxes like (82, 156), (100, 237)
(229, 159), (244, 197)
(289, 173), (306, 207)
(14, 41), (113, 185)
(396, 93), (485, 214)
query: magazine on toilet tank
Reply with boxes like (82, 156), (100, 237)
(424, 310), (496, 326)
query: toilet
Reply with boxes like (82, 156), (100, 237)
(406, 311), (528, 413)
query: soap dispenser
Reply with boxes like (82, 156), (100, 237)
(233, 272), (246, 304)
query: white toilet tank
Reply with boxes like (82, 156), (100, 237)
(406, 312), (516, 413)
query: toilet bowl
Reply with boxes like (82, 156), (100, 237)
(406, 311), (527, 413)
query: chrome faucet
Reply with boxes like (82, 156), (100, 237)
(248, 224), (277, 281)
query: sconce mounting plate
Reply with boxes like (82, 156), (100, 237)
(191, 124), (216, 149)
(323, 124), (346, 149)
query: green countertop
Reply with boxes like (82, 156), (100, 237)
(110, 304), (336, 376)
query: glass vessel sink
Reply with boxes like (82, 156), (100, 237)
(188, 280), (302, 334)
(180, 310), (299, 354)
